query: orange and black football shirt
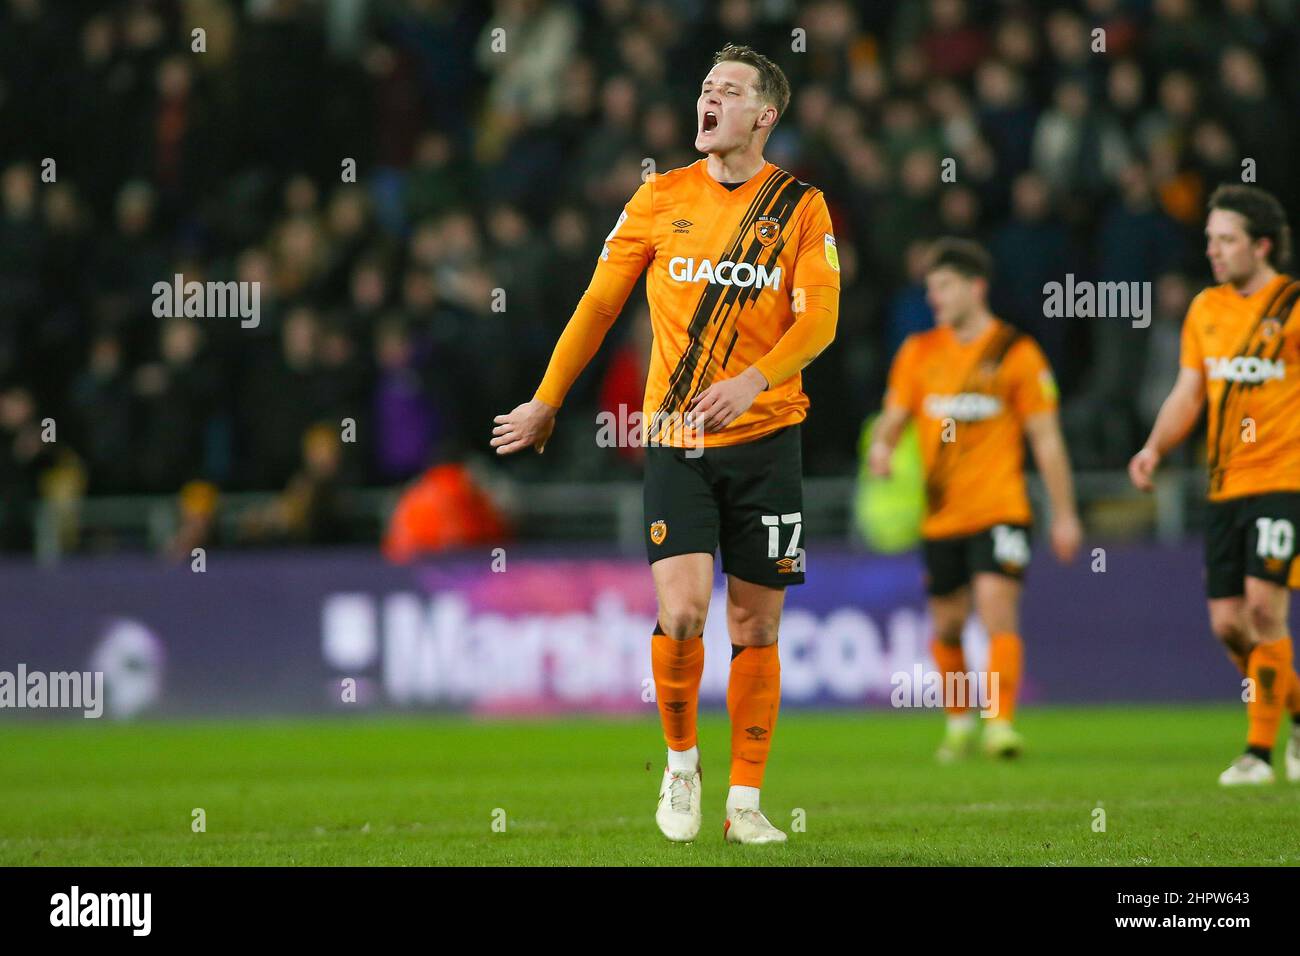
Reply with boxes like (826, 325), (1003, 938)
(884, 319), (1058, 539)
(1179, 273), (1300, 501)
(535, 159), (840, 447)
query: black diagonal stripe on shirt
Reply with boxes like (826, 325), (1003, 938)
(1207, 277), (1299, 490)
(925, 323), (1023, 515)
(649, 168), (793, 441)
(680, 178), (815, 408)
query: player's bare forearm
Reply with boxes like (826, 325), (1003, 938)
(873, 405), (910, 452)
(1025, 411), (1081, 562)
(868, 405), (910, 477)
(1025, 413), (1078, 522)
(1129, 368), (1204, 491)
(1143, 369), (1204, 457)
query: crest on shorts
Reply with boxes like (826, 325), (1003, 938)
(754, 215), (781, 247)
(649, 519), (667, 545)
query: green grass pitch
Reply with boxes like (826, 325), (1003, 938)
(2, 704), (1297, 866)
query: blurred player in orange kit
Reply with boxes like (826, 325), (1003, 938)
(871, 238), (1081, 761)
(1131, 185), (1300, 786)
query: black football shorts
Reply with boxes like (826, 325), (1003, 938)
(1204, 491), (1300, 599)
(922, 523), (1032, 597)
(643, 424), (805, 588)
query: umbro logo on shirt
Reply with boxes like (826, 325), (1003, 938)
(672, 219), (692, 233)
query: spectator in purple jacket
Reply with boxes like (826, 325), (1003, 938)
(372, 317), (439, 483)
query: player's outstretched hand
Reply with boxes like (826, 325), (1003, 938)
(492, 399), (557, 455)
(868, 440), (892, 478)
(686, 367), (766, 433)
(1127, 446), (1160, 492)
(1050, 511), (1082, 564)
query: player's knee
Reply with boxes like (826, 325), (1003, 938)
(727, 591), (784, 646)
(981, 614), (1018, 637)
(1208, 609), (1243, 643)
(1210, 623), (1246, 659)
(1245, 599), (1284, 638)
(658, 603), (708, 638)
(932, 618), (964, 645)
(731, 613), (779, 646)
(973, 593), (1017, 636)
(1208, 613), (1251, 660)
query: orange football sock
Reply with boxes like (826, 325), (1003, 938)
(728, 643), (781, 788)
(987, 632), (1023, 723)
(651, 631), (704, 752)
(1246, 637), (1293, 751)
(930, 639), (968, 716)
(1227, 645), (1300, 720)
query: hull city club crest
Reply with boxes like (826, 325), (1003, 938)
(754, 215), (781, 247)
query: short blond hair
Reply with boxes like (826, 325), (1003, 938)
(713, 43), (791, 121)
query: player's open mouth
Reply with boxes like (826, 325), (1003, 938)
(701, 111), (718, 133)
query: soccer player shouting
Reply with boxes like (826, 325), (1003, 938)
(871, 239), (1081, 761)
(1130, 185), (1300, 786)
(492, 45), (839, 843)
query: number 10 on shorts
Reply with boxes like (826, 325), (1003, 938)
(763, 512), (803, 558)
(1255, 517), (1295, 559)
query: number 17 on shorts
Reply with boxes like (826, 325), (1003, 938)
(762, 512), (804, 575)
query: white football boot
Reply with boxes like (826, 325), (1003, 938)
(982, 720), (1025, 758)
(655, 766), (702, 842)
(723, 807), (787, 844)
(1285, 726), (1300, 783)
(936, 715), (978, 763)
(1218, 753), (1275, 786)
